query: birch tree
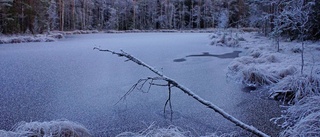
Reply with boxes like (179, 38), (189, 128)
(279, 0), (315, 74)
(47, 0), (58, 32)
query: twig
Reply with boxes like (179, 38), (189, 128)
(94, 47), (270, 137)
(115, 78), (149, 105)
(164, 82), (173, 121)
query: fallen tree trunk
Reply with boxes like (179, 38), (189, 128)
(94, 47), (270, 137)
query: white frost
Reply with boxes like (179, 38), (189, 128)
(0, 120), (91, 137)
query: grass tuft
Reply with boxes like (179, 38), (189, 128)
(272, 96), (320, 137)
(0, 119), (91, 137)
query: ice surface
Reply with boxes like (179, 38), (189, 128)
(0, 33), (281, 136)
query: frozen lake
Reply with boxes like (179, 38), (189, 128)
(0, 33), (280, 136)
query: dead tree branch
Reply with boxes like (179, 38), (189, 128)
(164, 82), (173, 121)
(94, 47), (270, 137)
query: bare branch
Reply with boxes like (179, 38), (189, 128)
(94, 47), (164, 77)
(95, 48), (270, 137)
(115, 78), (150, 105)
(164, 82), (173, 121)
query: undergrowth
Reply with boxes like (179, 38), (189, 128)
(269, 75), (320, 104)
(272, 96), (320, 137)
(0, 120), (91, 137)
(116, 123), (239, 137)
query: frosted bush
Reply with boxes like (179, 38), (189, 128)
(269, 75), (320, 103)
(277, 66), (297, 78)
(0, 35), (57, 44)
(262, 54), (279, 63)
(0, 120), (91, 137)
(227, 55), (281, 87)
(247, 48), (262, 58)
(210, 33), (240, 47)
(272, 96), (320, 137)
(241, 67), (280, 86)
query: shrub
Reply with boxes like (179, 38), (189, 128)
(241, 67), (280, 87)
(210, 33), (240, 47)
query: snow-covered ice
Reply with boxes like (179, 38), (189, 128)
(0, 33), (281, 136)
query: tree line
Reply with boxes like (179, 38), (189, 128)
(0, 0), (319, 39)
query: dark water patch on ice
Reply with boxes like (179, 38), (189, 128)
(173, 51), (241, 62)
(173, 58), (187, 62)
(186, 51), (241, 59)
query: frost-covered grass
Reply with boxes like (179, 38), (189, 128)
(210, 33), (241, 47)
(0, 120), (240, 137)
(0, 120), (91, 137)
(226, 32), (320, 92)
(116, 124), (190, 137)
(116, 123), (239, 137)
(227, 48), (290, 87)
(272, 96), (320, 137)
(241, 67), (280, 86)
(270, 75), (320, 103)
(223, 31), (320, 137)
(0, 30), (100, 44)
(0, 35), (56, 44)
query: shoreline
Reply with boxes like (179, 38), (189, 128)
(0, 28), (259, 44)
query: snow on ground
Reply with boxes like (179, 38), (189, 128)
(210, 30), (320, 136)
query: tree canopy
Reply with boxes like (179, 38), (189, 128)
(0, 0), (319, 39)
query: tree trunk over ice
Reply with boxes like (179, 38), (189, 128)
(94, 48), (271, 137)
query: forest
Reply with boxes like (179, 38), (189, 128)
(1, 0), (320, 40)
(1, 0), (320, 137)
